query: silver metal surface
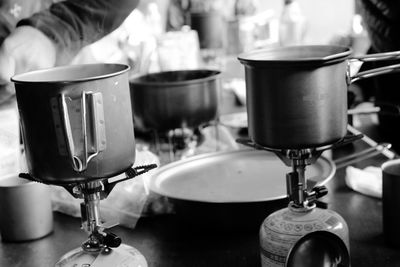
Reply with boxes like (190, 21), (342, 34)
(60, 91), (106, 172)
(285, 231), (350, 267)
(148, 149), (335, 203)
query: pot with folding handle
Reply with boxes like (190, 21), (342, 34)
(12, 63), (159, 267)
(238, 45), (400, 149)
(12, 63), (136, 184)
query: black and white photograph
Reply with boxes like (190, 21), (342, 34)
(0, 0), (399, 266)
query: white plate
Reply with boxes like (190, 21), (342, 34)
(149, 149), (335, 203)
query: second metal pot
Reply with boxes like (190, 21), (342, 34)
(129, 69), (221, 132)
(238, 45), (400, 149)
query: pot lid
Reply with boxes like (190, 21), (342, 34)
(238, 45), (352, 67)
(148, 149), (335, 203)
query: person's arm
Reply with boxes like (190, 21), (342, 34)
(0, 0), (139, 83)
(17, 0), (139, 63)
(0, 26), (57, 84)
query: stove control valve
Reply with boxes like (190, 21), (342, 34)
(306, 185), (328, 208)
(102, 232), (122, 248)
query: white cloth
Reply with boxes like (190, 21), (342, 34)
(345, 165), (382, 198)
(51, 149), (160, 229)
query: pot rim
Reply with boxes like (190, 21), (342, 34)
(11, 63), (130, 84)
(129, 69), (221, 87)
(238, 45), (352, 67)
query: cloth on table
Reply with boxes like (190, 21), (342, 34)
(345, 165), (382, 198)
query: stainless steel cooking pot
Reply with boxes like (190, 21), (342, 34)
(238, 45), (400, 149)
(12, 64), (135, 184)
(129, 69), (221, 132)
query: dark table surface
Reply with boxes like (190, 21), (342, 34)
(2, 124), (400, 267)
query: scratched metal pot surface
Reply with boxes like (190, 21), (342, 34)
(12, 63), (135, 184)
(238, 45), (400, 149)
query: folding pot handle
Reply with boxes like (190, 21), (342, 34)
(59, 91), (106, 172)
(348, 50), (400, 83)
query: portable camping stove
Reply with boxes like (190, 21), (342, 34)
(137, 123), (223, 164)
(12, 62), (158, 267)
(21, 164), (156, 267)
(238, 135), (361, 267)
(151, 127), (203, 163)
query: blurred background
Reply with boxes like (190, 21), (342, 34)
(70, 0), (362, 75)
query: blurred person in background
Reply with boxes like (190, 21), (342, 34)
(355, 0), (400, 152)
(0, 0), (139, 87)
(166, 0), (259, 31)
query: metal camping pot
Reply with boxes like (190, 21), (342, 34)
(12, 63), (135, 184)
(129, 69), (221, 132)
(238, 45), (400, 149)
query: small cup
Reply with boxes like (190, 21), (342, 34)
(382, 159), (400, 247)
(0, 176), (53, 242)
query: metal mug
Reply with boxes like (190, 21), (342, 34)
(382, 159), (400, 247)
(12, 63), (135, 184)
(0, 176), (53, 242)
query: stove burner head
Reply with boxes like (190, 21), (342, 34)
(237, 134), (363, 167)
(166, 128), (201, 150)
(134, 126), (209, 164)
(236, 133), (362, 208)
(156, 127), (205, 163)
